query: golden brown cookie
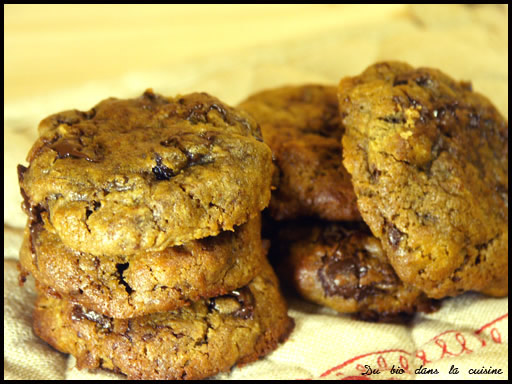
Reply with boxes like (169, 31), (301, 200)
(238, 85), (360, 221)
(18, 90), (273, 256)
(33, 260), (294, 380)
(339, 62), (508, 298)
(20, 215), (264, 319)
(274, 221), (439, 322)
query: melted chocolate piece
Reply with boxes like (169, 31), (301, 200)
(159, 131), (215, 169)
(18, 167), (45, 266)
(318, 234), (399, 301)
(318, 252), (384, 301)
(319, 255), (359, 298)
(17, 165), (35, 219)
(152, 153), (175, 180)
(50, 139), (97, 162)
(186, 101), (232, 125)
(71, 304), (112, 331)
(386, 222), (405, 249)
(230, 287), (255, 320)
(208, 287), (255, 320)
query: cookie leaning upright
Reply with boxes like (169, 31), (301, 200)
(338, 62), (508, 298)
(17, 90), (273, 256)
(238, 85), (360, 221)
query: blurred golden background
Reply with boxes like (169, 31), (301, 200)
(5, 5), (507, 109)
(6, 4), (407, 102)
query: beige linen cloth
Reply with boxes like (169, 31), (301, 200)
(4, 5), (508, 380)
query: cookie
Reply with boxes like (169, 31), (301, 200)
(274, 221), (438, 322)
(18, 90), (273, 256)
(32, 260), (294, 380)
(20, 214), (264, 319)
(238, 85), (360, 221)
(339, 62), (508, 298)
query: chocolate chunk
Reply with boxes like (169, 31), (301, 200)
(17, 165), (32, 218)
(17, 164), (27, 183)
(318, 255), (359, 298)
(18, 179), (44, 227)
(152, 153), (175, 180)
(71, 304), (112, 331)
(160, 132), (215, 169)
(51, 139), (96, 162)
(230, 287), (255, 320)
(92, 200), (101, 210)
(386, 222), (405, 249)
(318, 234), (399, 302)
(208, 287), (255, 320)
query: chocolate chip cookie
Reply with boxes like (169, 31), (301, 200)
(238, 85), (360, 221)
(20, 214), (264, 319)
(33, 260), (294, 380)
(339, 62), (508, 298)
(274, 221), (438, 322)
(18, 90), (273, 256)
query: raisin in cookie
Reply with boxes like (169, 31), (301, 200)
(238, 85), (360, 221)
(18, 90), (273, 256)
(339, 62), (508, 298)
(274, 221), (438, 322)
(33, 260), (294, 380)
(20, 215), (264, 319)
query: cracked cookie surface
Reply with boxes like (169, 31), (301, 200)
(32, 260), (294, 380)
(238, 85), (360, 221)
(274, 221), (439, 322)
(338, 62), (508, 298)
(18, 90), (273, 256)
(20, 215), (264, 319)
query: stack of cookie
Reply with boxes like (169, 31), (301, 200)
(238, 62), (508, 322)
(18, 90), (294, 380)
